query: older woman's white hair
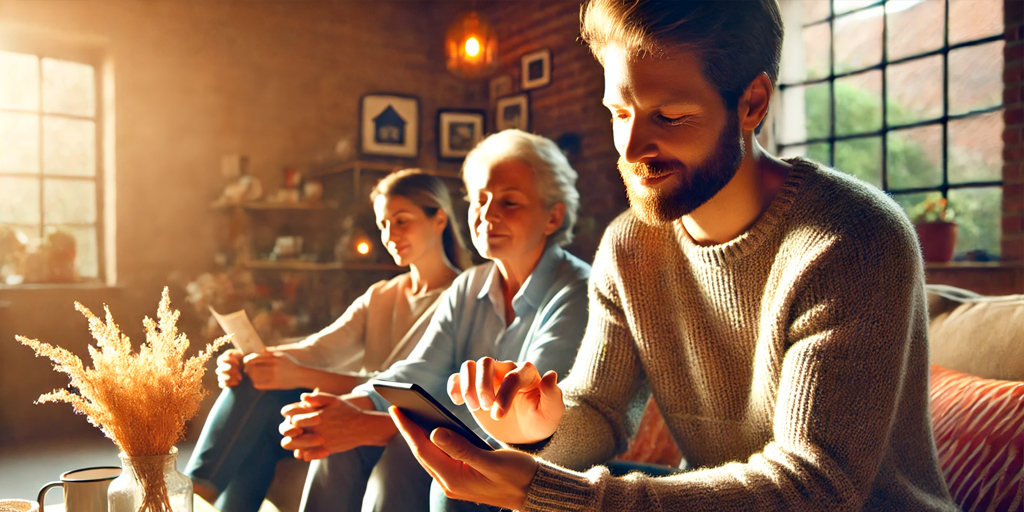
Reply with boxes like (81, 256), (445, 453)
(462, 129), (580, 246)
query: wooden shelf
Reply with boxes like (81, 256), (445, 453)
(243, 260), (401, 272)
(307, 159), (460, 180)
(212, 201), (339, 211)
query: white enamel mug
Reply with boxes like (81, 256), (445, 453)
(37, 467), (121, 512)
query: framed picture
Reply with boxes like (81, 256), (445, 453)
(489, 74), (513, 105)
(521, 49), (551, 90)
(495, 94), (529, 132)
(438, 110), (485, 160)
(360, 93), (419, 158)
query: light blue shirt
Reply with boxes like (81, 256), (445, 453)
(355, 242), (591, 429)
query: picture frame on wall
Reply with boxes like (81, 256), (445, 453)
(521, 49), (551, 90)
(438, 110), (485, 160)
(489, 74), (513, 105)
(495, 94), (530, 132)
(360, 93), (419, 158)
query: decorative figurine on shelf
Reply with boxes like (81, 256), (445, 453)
(273, 167), (303, 203)
(210, 155), (263, 208)
(303, 180), (324, 204)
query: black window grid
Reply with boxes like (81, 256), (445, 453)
(0, 52), (104, 283)
(776, 0), (1004, 198)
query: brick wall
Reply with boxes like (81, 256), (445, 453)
(485, 0), (627, 261)
(0, 0), (479, 446)
(1004, 0), (1024, 263)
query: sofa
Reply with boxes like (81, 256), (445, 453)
(262, 284), (1024, 511)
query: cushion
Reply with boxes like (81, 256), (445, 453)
(925, 285), (1024, 381)
(929, 365), (1024, 511)
(616, 399), (684, 468)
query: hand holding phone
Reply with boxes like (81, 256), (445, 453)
(371, 381), (494, 451)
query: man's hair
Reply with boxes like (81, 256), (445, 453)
(581, 0), (784, 108)
(462, 129), (580, 246)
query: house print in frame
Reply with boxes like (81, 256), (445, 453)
(361, 94), (419, 158)
(374, 105), (407, 145)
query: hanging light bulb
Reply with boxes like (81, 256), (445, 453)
(445, 11), (498, 79)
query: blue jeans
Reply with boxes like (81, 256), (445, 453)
(300, 435), (431, 512)
(429, 460), (681, 512)
(184, 378), (306, 512)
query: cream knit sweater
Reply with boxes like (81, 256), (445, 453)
(523, 159), (958, 511)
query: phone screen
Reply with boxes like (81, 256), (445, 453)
(371, 381), (495, 451)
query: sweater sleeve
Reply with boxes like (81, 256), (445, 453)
(289, 280), (383, 372)
(524, 219), (933, 511)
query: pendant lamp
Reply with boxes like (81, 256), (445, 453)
(445, 10), (498, 79)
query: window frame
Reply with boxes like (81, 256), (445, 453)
(777, 0), (1004, 234)
(0, 36), (108, 284)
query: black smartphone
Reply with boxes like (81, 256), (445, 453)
(371, 380), (495, 451)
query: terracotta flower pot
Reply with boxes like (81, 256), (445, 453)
(915, 221), (957, 263)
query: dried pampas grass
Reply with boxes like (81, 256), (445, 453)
(17, 287), (231, 457)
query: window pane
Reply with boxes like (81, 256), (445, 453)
(949, 41), (1004, 115)
(887, 124), (942, 190)
(780, 142), (831, 166)
(43, 116), (96, 176)
(0, 112), (40, 174)
(835, 136), (881, 188)
(949, 0), (1003, 45)
(886, 55), (943, 126)
(44, 225), (97, 279)
(803, 22), (831, 81)
(0, 51), (40, 111)
(835, 70), (881, 136)
(779, 82), (831, 144)
(834, 6), (883, 74)
(948, 111), (1003, 183)
(42, 58), (95, 117)
(892, 191), (936, 219)
(802, 0), (831, 23)
(833, 0), (877, 15)
(0, 177), (41, 224)
(886, 0), (944, 61)
(43, 178), (96, 224)
(948, 186), (1001, 258)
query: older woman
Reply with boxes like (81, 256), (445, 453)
(279, 129), (591, 512)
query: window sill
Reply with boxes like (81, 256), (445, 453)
(925, 261), (1024, 270)
(0, 281), (120, 292)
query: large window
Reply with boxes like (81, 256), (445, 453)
(0, 47), (105, 284)
(777, 0), (1004, 259)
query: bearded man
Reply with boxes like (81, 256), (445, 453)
(391, 1), (959, 510)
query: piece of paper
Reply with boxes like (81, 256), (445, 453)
(209, 307), (266, 355)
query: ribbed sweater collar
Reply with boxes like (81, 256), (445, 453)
(672, 158), (816, 267)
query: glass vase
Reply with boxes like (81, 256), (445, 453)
(108, 447), (192, 512)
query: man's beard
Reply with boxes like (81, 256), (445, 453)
(618, 113), (745, 225)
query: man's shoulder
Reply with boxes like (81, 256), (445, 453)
(785, 160), (920, 260)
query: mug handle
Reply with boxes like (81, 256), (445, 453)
(37, 481), (61, 511)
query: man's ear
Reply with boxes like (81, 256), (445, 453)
(738, 72), (773, 133)
(545, 203), (566, 237)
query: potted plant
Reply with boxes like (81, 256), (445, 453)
(910, 194), (957, 263)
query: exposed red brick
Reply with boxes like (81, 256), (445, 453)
(1006, 163), (1024, 184)
(1008, 43), (1024, 63)
(1006, 85), (1023, 106)
(1008, 107), (1024, 126)
(1003, 215), (1024, 235)
(1007, 145), (1024, 162)
(1005, 128), (1023, 145)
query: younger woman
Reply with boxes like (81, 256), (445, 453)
(185, 169), (467, 512)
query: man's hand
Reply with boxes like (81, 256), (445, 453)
(216, 349), (244, 388)
(391, 406), (538, 511)
(243, 349), (306, 390)
(449, 358), (564, 445)
(279, 392), (396, 461)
